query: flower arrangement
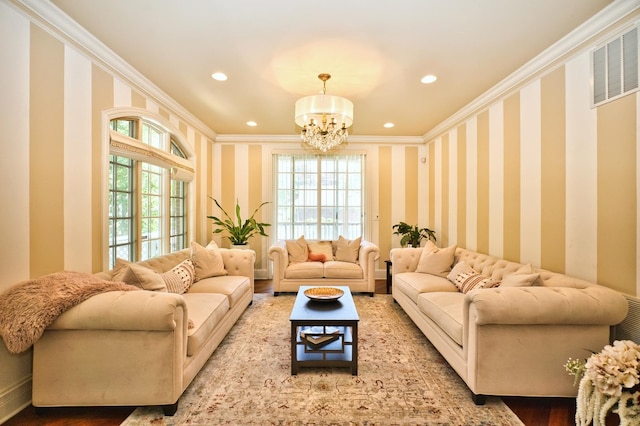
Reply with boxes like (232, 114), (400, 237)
(565, 340), (640, 426)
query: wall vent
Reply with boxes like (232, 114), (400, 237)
(592, 24), (639, 107)
(612, 295), (640, 344)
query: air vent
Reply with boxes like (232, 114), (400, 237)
(592, 25), (639, 107)
(612, 295), (640, 344)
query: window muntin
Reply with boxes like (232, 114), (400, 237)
(108, 117), (189, 268)
(275, 154), (364, 240)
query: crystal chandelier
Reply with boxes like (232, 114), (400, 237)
(294, 73), (354, 152)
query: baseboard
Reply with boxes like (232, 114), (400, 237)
(0, 376), (32, 424)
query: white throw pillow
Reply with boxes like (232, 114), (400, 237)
(286, 236), (308, 264)
(416, 244), (457, 277)
(191, 241), (227, 281)
(501, 272), (542, 287)
(447, 261), (475, 283)
(335, 236), (361, 263)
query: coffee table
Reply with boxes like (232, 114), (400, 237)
(289, 286), (359, 375)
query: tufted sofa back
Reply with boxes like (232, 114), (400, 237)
(455, 247), (595, 289)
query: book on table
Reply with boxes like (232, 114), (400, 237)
(299, 326), (342, 349)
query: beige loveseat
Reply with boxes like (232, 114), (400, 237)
(31, 242), (255, 415)
(269, 236), (380, 296)
(391, 244), (628, 404)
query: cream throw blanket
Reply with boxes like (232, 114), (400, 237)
(0, 271), (140, 354)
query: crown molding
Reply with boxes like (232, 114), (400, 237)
(9, 0), (218, 141)
(422, 0), (640, 143)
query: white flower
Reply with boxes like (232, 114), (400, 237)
(584, 340), (640, 398)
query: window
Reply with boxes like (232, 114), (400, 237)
(274, 153), (364, 240)
(108, 117), (191, 268)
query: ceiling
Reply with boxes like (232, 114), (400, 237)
(51, 0), (614, 138)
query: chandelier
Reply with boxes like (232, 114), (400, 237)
(294, 73), (354, 152)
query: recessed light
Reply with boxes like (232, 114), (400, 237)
(246, 121), (257, 127)
(421, 74), (437, 84)
(211, 72), (228, 81)
(384, 122), (395, 128)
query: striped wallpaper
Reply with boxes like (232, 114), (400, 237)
(425, 50), (639, 297)
(0, 4), (219, 289)
(1, 0), (638, 420)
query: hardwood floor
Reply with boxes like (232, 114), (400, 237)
(3, 279), (577, 426)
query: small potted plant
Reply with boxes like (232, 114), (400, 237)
(207, 197), (270, 247)
(392, 222), (436, 247)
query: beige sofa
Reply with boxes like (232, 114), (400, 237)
(391, 245), (628, 404)
(269, 237), (380, 296)
(31, 243), (255, 415)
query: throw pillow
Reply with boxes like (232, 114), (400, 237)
(308, 252), (327, 262)
(111, 258), (134, 282)
(190, 241), (227, 281)
(308, 241), (334, 262)
(416, 244), (457, 277)
(454, 272), (500, 293)
(286, 236), (308, 264)
(501, 272), (542, 287)
(120, 263), (167, 292)
(335, 236), (361, 263)
(447, 261), (475, 283)
(161, 258), (196, 294)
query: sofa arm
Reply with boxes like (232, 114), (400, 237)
(268, 240), (288, 281)
(465, 286), (629, 326)
(46, 291), (188, 331)
(359, 240), (380, 280)
(220, 248), (256, 289)
(390, 247), (424, 273)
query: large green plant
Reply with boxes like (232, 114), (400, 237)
(392, 222), (437, 247)
(207, 197), (270, 245)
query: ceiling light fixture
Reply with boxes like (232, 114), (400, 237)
(421, 74), (437, 84)
(294, 73), (353, 152)
(211, 72), (228, 81)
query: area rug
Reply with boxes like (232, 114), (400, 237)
(121, 293), (524, 425)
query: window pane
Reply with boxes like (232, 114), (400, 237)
(274, 153), (364, 240)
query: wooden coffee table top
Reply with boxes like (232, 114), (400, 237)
(289, 286), (359, 323)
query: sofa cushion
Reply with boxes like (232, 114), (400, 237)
(285, 262), (324, 279)
(453, 272), (500, 293)
(191, 241), (227, 281)
(335, 236), (361, 263)
(447, 261), (475, 283)
(182, 293), (229, 356)
(416, 244), (457, 277)
(500, 272), (541, 287)
(119, 262), (168, 292)
(324, 261), (363, 279)
(394, 272), (458, 303)
(308, 241), (334, 262)
(188, 275), (251, 308)
(286, 236), (308, 264)
(417, 292), (465, 346)
(161, 259), (196, 294)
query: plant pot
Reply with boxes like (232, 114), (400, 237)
(231, 244), (250, 250)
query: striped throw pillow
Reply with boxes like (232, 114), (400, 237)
(454, 271), (500, 294)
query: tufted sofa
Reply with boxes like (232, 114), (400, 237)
(31, 243), (255, 415)
(269, 237), (380, 296)
(391, 244), (629, 404)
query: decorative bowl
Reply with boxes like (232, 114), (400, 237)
(304, 287), (344, 302)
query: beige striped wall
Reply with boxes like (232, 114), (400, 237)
(0, 5), (219, 290)
(425, 50), (639, 297)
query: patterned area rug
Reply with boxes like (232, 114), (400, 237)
(121, 293), (524, 425)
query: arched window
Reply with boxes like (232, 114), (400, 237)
(108, 116), (193, 268)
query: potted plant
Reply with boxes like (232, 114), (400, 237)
(207, 197), (270, 247)
(392, 222), (436, 247)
